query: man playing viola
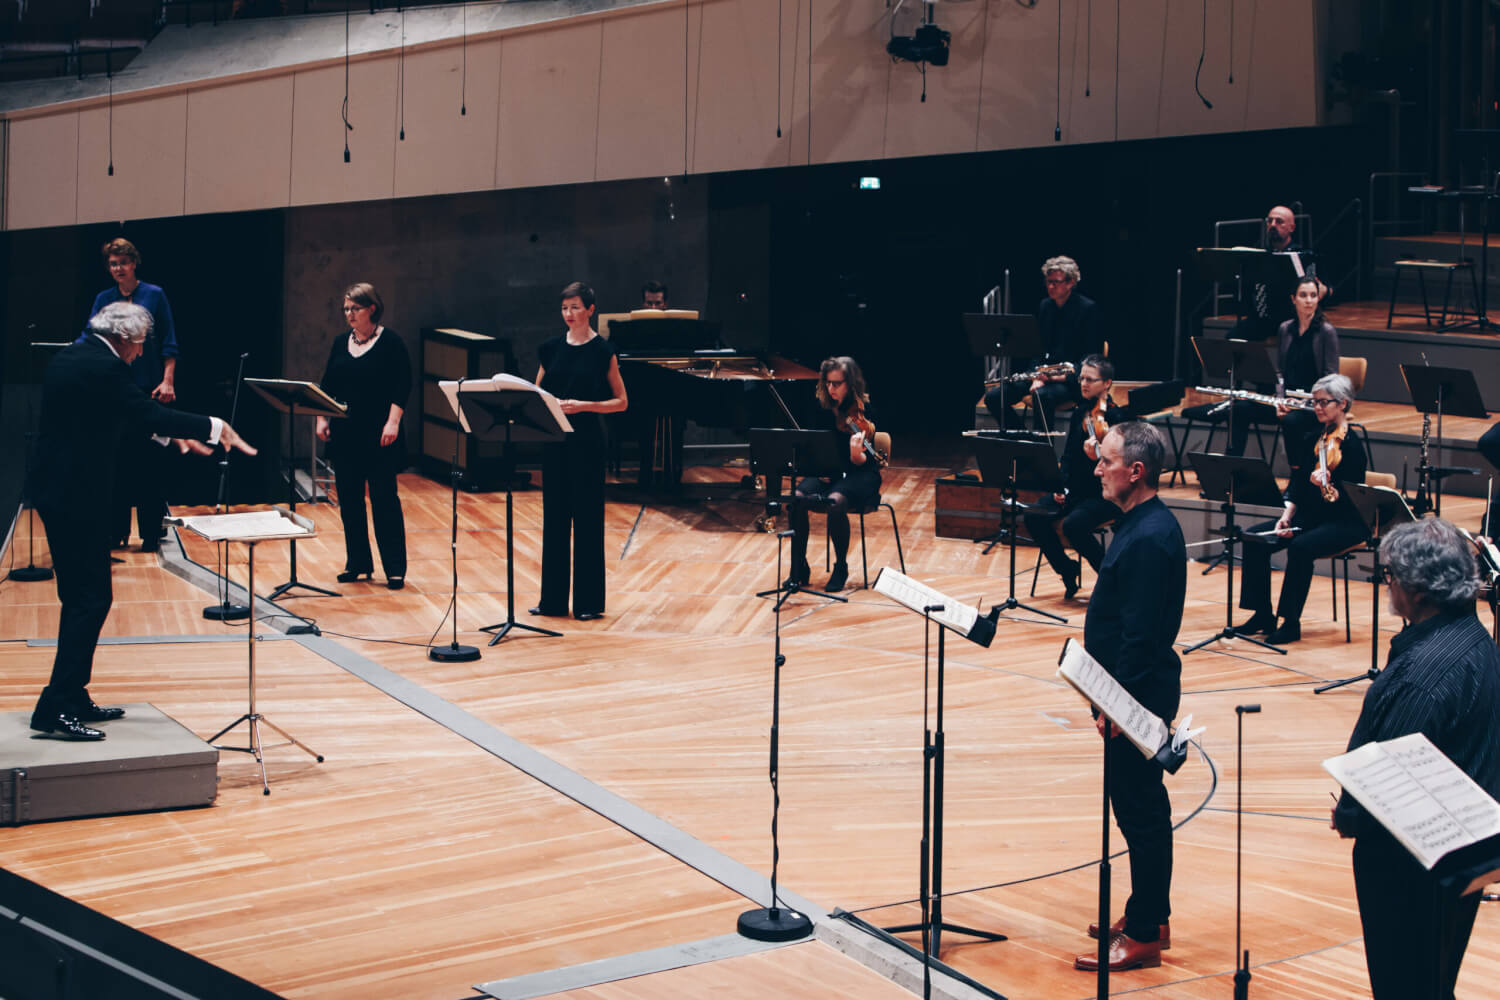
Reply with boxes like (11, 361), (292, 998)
(1023, 355), (1131, 599)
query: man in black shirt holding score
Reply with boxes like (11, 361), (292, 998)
(1074, 421), (1187, 973)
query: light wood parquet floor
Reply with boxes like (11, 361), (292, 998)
(1, 460), (1497, 999)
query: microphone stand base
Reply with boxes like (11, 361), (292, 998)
(203, 603), (251, 622)
(7, 566), (53, 582)
(429, 642), (481, 663)
(737, 906), (813, 942)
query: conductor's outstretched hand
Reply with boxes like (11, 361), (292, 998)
(172, 422), (258, 457)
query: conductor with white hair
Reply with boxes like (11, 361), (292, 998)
(28, 301), (256, 741)
(1332, 516), (1500, 999)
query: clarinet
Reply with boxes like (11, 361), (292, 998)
(1413, 412), (1432, 516)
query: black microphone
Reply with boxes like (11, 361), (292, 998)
(923, 604), (945, 614)
(1236, 704), (1261, 714)
(777, 530), (795, 538)
(240, 351), (250, 360)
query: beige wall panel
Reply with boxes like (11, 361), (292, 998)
(75, 94), (187, 225)
(6, 113), (79, 231)
(789, 0), (889, 166)
(1237, 0), (1318, 131)
(393, 38), (503, 198)
(185, 77), (294, 215)
(290, 58), (399, 207)
(976, 3), (1060, 151)
(1060, 0), (1121, 146)
(496, 21), (603, 190)
(595, 6), (687, 182)
(883, 0), (986, 160)
(690, 0), (788, 174)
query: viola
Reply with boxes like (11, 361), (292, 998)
(1314, 423), (1347, 503)
(1082, 396), (1110, 461)
(846, 402), (889, 468)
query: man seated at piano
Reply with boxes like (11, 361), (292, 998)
(1022, 355), (1131, 599)
(982, 255), (1102, 434)
(640, 280), (668, 310)
(1236, 373), (1367, 645)
(785, 357), (883, 593)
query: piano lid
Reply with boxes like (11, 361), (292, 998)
(611, 317), (724, 356)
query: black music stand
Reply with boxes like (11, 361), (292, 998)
(965, 312), (1043, 433)
(1194, 335), (1281, 444)
(1315, 484), (1416, 694)
(245, 379), (346, 601)
(969, 435), (1066, 623)
(1195, 247), (1307, 331)
(1441, 129), (1500, 333)
(8, 341), (69, 583)
(457, 386), (570, 646)
(1401, 364), (1489, 517)
(750, 428), (849, 607)
(1183, 452), (1287, 655)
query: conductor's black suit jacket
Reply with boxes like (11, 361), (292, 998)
(31, 336), (211, 516)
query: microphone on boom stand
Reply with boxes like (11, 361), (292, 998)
(203, 351), (252, 622)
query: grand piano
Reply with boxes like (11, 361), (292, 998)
(609, 315), (820, 490)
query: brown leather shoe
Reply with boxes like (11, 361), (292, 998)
(1087, 916), (1170, 949)
(1074, 931), (1163, 971)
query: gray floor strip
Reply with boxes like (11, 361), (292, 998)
(28, 633), (292, 647)
(476, 934), (793, 999)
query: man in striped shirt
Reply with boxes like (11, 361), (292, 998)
(1332, 516), (1500, 999)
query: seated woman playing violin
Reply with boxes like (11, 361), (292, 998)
(1237, 373), (1368, 645)
(1022, 355), (1131, 599)
(785, 357), (884, 593)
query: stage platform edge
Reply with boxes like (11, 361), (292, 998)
(0, 704), (217, 826)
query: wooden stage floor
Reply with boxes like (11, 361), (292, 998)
(2, 464), (1498, 999)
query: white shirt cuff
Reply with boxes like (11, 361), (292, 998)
(208, 416), (224, 445)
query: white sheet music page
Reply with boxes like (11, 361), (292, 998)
(169, 509), (313, 542)
(438, 374), (573, 435)
(1324, 732), (1500, 870)
(872, 568), (978, 636)
(1056, 638), (1170, 760)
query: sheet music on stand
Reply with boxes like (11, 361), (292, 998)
(166, 507), (315, 542)
(1057, 638), (1200, 773)
(438, 374), (574, 435)
(872, 567), (997, 647)
(1325, 732), (1500, 880)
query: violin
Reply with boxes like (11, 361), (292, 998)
(846, 401), (889, 468)
(1082, 396), (1109, 461)
(1314, 423), (1347, 503)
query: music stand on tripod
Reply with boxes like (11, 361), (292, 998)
(1194, 246), (1306, 334)
(169, 507), (325, 795)
(969, 434), (1067, 623)
(750, 428), (850, 608)
(964, 312), (1043, 432)
(1401, 364), (1489, 517)
(8, 341), (69, 583)
(447, 376), (572, 646)
(245, 379), (347, 601)
(1315, 483), (1417, 694)
(1183, 452), (1287, 656)
(1191, 336), (1283, 465)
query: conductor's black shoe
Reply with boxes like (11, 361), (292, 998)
(73, 701), (126, 723)
(529, 605), (565, 617)
(1235, 611), (1276, 635)
(30, 712), (105, 741)
(826, 562), (849, 592)
(386, 577), (405, 590)
(336, 571), (373, 584)
(784, 558), (811, 589)
(138, 538), (161, 554)
(1266, 620), (1302, 644)
(574, 611), (603, 622)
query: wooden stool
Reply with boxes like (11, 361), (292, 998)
(1387, 258), (1479, 329)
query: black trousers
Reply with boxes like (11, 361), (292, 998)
(1239, 516), (1368, 622)
(34, 505), (113, 717)
(539, 434), (606, 615)
(1480, 422), (1500, 533)
(333, 442), (407, 579)
(1354, 838), (1481, 1000)
(1108, 730), (1172, 942)
(982, 381), (1071, 433)
(1023, 494), (1120, 578)
(110, 433), (169, 546)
